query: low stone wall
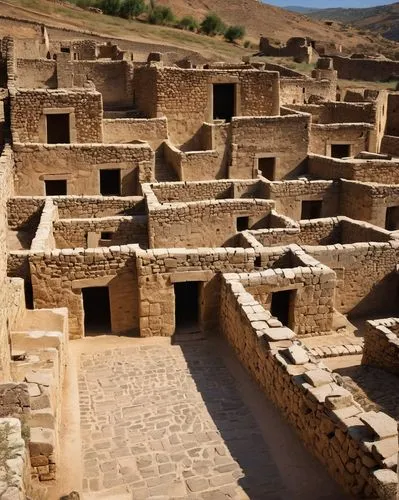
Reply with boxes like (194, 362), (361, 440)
(331, 55), (399, 82)
(0, 383), (30, 419)
(308, 154), (399, 184)
(381, 135), (399, 157)
(147, 198), (275, 248)
(30, 198), (56, 253)
(103, 117), (168, 149)
(53, 215), (148, 249)
(266, 179), (339, 220)
(53, 195), (145, 218)
(310, 123), (372, 156)
(150, 180), (233, 203)
(7, 197), (44, 230)
(363, 318), (399, 375)
(0, 418), (29, 500)
(220, 273), (398, 498)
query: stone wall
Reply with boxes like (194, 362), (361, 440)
(381, 135), (399, 156)
(230, 113), (310, 179)
(386, 93), (399, 137)
(71, 60), (133, 109)
(341, 179), (399, 228)
(279, 78), (335, 105)
(266, 179), (339, 220)
(103, 117), (168, 149)
(308, 154), (399, 184)
(53, 215), (148, 249)
(0, 146), (15, 382)
(363, 318), (399, 375)
(13, 143), (154, 196)
(53, 195), (145, 218)
(10, 88), (103, 143)
(304, 240), (399, 317)
(331, 55), (399, 82)
(310, 123), (372, 156)
(147, 197), (275, 248)
(150, 180), (233, 203)
(134, 66), (280, 148)
(244, 247), (335, 335)
(0, 418), (29, 500)
(16, 59), (57, 89)
(220, 273), (398, 498)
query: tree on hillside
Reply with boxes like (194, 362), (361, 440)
(200, 13), (225, 36)
(100, 0), (120, 15)
(178, 15), (199, 32)
(119, 0), (146, 19)
(148, 4), (175, 25)
(224, 25), (245, 43)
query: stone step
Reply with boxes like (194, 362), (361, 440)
(308, 343), (363, 359)
(30, 407), (56, 430)
(29, 426), (57, 481)
(11, 330), (63, 352)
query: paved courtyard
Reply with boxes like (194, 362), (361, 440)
(77, 337), (349, 499)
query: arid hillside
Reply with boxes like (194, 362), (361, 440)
(0, 0), (398, 61)
(306, 2), (399, 42)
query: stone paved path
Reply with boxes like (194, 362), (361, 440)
(78, 337), (348, 499)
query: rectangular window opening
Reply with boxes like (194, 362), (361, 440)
(82, 287), (111, 335)
(100, 169), (121, 196)
(45, 179), (67, 196)
(258, 157), (276, 181)
(46, 114), (70, 144)
(331, 144), (351, 158)
(385, 206), (399, 231)
(301, 200), (322, 220)
(100, 232), (113, 240)
(236, 216), (249, 231)
(213, 83), (235, 122)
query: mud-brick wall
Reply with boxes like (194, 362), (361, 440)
(10, 88), (103, 143)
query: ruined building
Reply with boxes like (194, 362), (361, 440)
(1, 26), (399, 500)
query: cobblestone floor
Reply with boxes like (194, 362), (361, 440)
(78, 338), (348, 499)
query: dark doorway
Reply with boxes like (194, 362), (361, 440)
(100, 169), (121, 196)
(46, 114), (70, 144)
(82, 287), (111, 335)
(331, 144), (350, 158)
(45, 179), (67, 196)
(385, 206), (399, 231)
(258, 157), (276, 180)
(174, 282), (199, 333)
(213, 83), (235, 122)
(301, 200), (322, 219)
(101, 232), (113, 240)
(271, 290), (294, 327)
(236, 216), (249, 231)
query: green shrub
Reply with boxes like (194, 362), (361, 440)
(224, 25), (245, 42)
(99, 0), (121, 15)
(178, 15), (199, 32)
(148, 4), (175, 25)
(119, 0), (145, 18)
(243, 40), (251, 48)
(200, 12), (225, 36)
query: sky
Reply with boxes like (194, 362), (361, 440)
(265, 0), (398, 7)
